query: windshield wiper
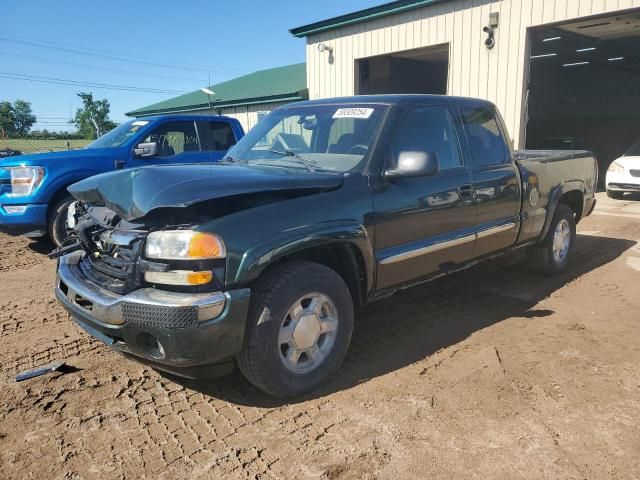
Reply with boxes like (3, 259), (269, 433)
(268, 148), (317, 172)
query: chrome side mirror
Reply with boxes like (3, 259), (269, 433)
(134, 142), (159, 158)
(385, 151), (439, 178)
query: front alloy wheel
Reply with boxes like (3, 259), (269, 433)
(278, 293), (339, 374)
(237, 261), (354, 399)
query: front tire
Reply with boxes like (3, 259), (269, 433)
(237, 261), (354, 399)
(48, 196), (73, 247)
(527, 203), (576, 275)
(607, 189), (624, 200)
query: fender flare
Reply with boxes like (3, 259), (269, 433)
(539, 180), (585, 241)
(230, 220), (375, 296)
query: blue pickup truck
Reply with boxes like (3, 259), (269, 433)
(0, 115), (244, 245)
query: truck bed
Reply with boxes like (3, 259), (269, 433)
(514, 149), (594, 162)
(514, 149), (598, 245)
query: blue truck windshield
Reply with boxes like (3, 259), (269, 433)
(86, 120), (151, 149)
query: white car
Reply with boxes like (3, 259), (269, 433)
(606, 141), (640, 199)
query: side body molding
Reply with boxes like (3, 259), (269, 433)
(379, 222), (516, 265)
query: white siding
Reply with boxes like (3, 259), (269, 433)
(184, 101), (287, 133)
(305, 0), (640, 147)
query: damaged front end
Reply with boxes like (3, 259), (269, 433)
(52, 202), (251, 379)
(54, 204), (150, 294)
(51, 162), (344, 378)
(53, 203), (228, 295)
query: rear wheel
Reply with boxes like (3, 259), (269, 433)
(607, 189), (624, 200)
(526, 203), (576, 275)
(48, 196), (73, 247)
(237, 261), (354, 399)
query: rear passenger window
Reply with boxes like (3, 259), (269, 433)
(460, 106), (508, 166)
(210, 121), (236, 151)
(143, 121), (199, 157)
(392, 105), (462, 171)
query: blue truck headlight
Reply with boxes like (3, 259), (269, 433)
(7, 166), (45, 197)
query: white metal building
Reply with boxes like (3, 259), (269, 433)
(291, 0), (640, 169)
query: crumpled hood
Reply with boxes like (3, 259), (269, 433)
(68, 163), (344, 221)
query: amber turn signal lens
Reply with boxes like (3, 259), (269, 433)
(188, 233), (223, 259)
(186, 270), (213, 285)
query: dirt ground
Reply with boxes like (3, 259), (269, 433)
(1, 192), (639, 479)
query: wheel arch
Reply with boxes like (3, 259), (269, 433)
(45, 171), (100, 221)
(539, 182), (585, 241)
(231, 222), (375, 309)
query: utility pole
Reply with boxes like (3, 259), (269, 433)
(200, 75), (215, 114)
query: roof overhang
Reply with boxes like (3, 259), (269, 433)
(290, 0), (450, 38)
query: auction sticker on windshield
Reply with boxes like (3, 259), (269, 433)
(333, 108), (374, 119)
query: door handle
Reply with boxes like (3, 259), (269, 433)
(457, 184), (475, 199)
(114, 160), (125, 170)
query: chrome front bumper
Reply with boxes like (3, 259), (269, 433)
(57, 251), (226, 326)
(54, 251), (251, 377)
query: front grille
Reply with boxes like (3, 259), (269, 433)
(630, 170), (640, 178)
(80, 238), (145, 295)
(122, 302), (199, 329)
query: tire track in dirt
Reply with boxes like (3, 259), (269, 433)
(2, 359), (390, 479)
(0, 233), (52, 273)
(0, 334), (102, 379)
(0, 297), (68, 336)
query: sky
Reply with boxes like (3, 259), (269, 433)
(0, 0), (378, 131)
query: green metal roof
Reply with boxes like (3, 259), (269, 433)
(290, 0), (449, 38)
(126, 63), (308, 117)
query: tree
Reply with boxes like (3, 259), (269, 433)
(13, 100), (36, 135)
(0, 101), (16, 136)
(72, 92), (117, 139)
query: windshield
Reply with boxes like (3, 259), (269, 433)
(225, 104), (388, 173)
(625, 140), (640, 157)
(86, 120), (150, 149)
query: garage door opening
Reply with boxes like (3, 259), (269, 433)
(357, 44), (449, 96)
(524, 10), (640, 182)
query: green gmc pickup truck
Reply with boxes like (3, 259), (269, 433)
(53, 95), (598, 398)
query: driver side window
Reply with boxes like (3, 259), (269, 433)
(392, 106), (462, 171)
(143, 121), (199, 158)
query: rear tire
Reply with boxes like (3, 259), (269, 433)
(237, 261), (354, 399)
(526, 203), (576, 276)
(607, 189), (624, 200)
(48, 196), (73, 247)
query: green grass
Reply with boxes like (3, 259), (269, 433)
(1, 138), (91, 154)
